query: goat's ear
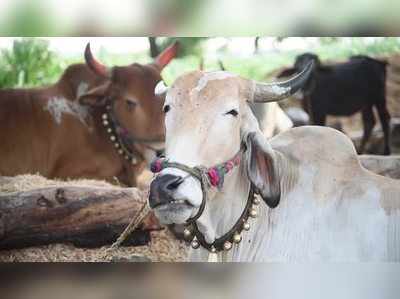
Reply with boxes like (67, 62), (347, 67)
(245, 131), (281, 208)
(78, 82), (110, 106)
(276, 67), (297, 78)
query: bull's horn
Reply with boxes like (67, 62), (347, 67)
(84, 43), (111, 78)
(154, 80), (169, 95)
(154, 41), (180, 70)
(252, 61), (313, 103)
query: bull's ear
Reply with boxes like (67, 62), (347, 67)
(276, 67), (297, 78)
(78, 83), (110, 106)
(245, 131), (281, 208)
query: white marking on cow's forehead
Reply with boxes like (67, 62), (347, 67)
(77, 82), (89, 98)
(194, 71), (235, 93)
(45, 97), (89, 126)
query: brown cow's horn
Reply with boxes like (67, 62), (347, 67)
(155, 41), (180, 70)
(252, 61), (313, 103)
(84, 43), (110, 78)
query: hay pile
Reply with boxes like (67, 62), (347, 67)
(0, 174), (188, 262)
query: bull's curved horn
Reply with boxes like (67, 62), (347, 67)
(252, 61), (313, 103)
(84, 43), (111, 78)
(154, 41), (180, 70)
(154, 80), (169, 95)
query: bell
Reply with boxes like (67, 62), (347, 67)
(253, 197), (261, 205)
(191, 238), (200, 249)
(223, 241), (232, 251)
(110, 135), (116, 141)
(243, 221), (250, 231)
(249, 208), (258, 218)
(102, 114), (108, 120)
(103, 120), (109, 126)
(211, 246), (217, 253)
(183, 228), (192, 239)
(233, 233), (242, 244)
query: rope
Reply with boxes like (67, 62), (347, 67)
(101, 199), (151, 261)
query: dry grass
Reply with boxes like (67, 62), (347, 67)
(0, 174), (188, 262)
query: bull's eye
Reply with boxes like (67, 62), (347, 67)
(225, 109), (238, 117)
(163, 105), (171, 113)
(126, 100), (137, 110)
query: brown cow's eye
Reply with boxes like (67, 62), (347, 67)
(225, 109), (238, 117)
(163, 105), (171, 113)
(126, 100), (137, 110)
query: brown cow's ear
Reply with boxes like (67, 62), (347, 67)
(276, 67), (297, 78)
(79, 83), (110, 107)
(245, 132), (281, 208)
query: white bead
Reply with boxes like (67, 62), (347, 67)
(114, 143), (120, 148)
(131, 157), (137, 165)
(253, 198), (261, 205)
(233, 233), (242, 244)
(223, 241), (232, 251)
(191, 238), (200, 249)
(125, 155), (130, 160)
(183, 228), (192, 239)
(102, 114), (108, 120)
(211, 246), (217, 253)
(243, 222), (250, 231)
(110, 135), (116, 141)
(249, 208), (258, 218)
(118, 149), (123, 155)
(107, 128), (112, 133)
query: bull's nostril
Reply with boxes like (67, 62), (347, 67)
(166, 176), (184, 190)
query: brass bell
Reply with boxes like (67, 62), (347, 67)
(102, 114), (108, 120)
(223, 241), (232, 251)
(183, 228), (192, 239)
(249, 208), (258, 218)
(243, 221), (250, 231)
(253, 197), (261, 205)
(191, 238), (200, 249)
(233, 233), (242, 244)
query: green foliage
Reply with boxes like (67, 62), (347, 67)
(0, 39), (62, 88)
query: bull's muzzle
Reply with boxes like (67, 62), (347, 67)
(149, 174), (184, 208)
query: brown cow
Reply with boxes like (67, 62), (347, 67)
(0, 42), (179, 186)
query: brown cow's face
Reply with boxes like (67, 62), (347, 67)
(79, 42), (179, 163)
(110, 64), (165, 143)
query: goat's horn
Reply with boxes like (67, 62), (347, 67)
(84, 43), (111, 78)
(251, 61), (313, 103)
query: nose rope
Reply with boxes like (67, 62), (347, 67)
(150, 148), (243, 224)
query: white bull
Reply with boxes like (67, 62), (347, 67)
(149, 65), (400, 262)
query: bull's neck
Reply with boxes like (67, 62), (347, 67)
(197, 159), (251, 245)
